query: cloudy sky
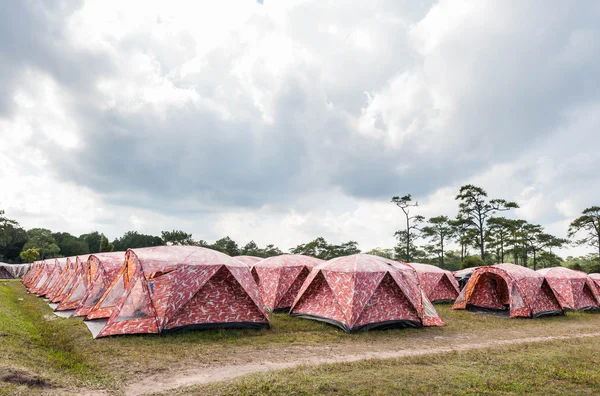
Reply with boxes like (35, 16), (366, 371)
(1, 0), (599, 256)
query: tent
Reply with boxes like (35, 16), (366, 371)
(0, 263), (30, 279)
(72, 252), (126, 317)
(452, 263), (563, 318)
(453, 267), (479, 290)
(251, 254), (324, 312)
(51, 255), (91, 306)
(406, 263), (460, 303)
(235, 256), (263, 268)
(590, 274), (600, 296)
(0, 264), (12, 279)
(90, 246), (269, 338)
(24, 261), (48, 290)
(45, 257), (76, 300)
(290, 254), (445, 332)
(537, 267), (599, 311)
(31, 258), (68, 296)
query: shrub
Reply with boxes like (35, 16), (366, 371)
(461, 256), (484, 270)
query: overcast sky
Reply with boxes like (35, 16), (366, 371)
(1, 0), (599, 256)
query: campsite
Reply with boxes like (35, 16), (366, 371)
(2, 248), (600, 395)
(3, 1), (600, 395)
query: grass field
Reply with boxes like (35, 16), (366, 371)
(1, 280), (600, 395)
(167, 337), (600, 395)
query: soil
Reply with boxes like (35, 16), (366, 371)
(123, 331), (600, 396)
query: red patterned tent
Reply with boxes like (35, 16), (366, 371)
(24, 261), (49, 291)
(45, 257), (76, 300)
(453, 267), (479, 290)
(33, 258), (68, 296)
(537, 267), (599, 311)
(590, 274), (600, 296)
(50, 255), (90, 308)
(235, 256), (263, 268)
(452, 263), (563, 318)
(50, 255), (90, 303)
(251, 254), (324, 312)
(72, 252), (126, 317)
(406, 263), (460, 303)
(290, 254), (444, 332)
(22, 261), (40, 286)
(91, 246), (269, 338)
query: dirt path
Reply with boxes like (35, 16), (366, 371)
(125, 331), (600, 396)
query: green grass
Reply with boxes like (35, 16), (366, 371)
(1, 282), (600, 394)
(167, 337), (600, 395)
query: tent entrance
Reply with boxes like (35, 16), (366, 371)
(467, 273), (510, 311)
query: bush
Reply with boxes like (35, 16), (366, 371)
(461, 256), (484, 270)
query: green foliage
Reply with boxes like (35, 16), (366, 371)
(366, 248), (395, 259)
(461, 255), (484, 270)
(19, 248), (39, 263)
(564, 254), (600, 274)
(112, 231), (164, 251)
(161, 230), (195, 246)
(23, 228), (60, 259)
(290, 237), (360, 260)
(99, 236), (114, 252)
(52, 232), (90, 256)
(568, 206), (600, 258)
(0, 209), (27, 262)
(239, 241), (282, 258)
(212, 236), (240, 256)
(391, 194), (424, 262)
(421, 215), (454, 268)
(455, 184), (519, 260)
(79, 231), (105, 254)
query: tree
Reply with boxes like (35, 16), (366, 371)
(79, 231), (106, 254)
(20, 248), (39, 263)
(461, 255), (484, 270)
(568, 206), (600, 260)
(487, 217), (513, 263)
(99, 236), (114, 252)
(53, 232), (89, 256)
(262, 244), (283, 257)
(161, 230), (195, 246)
(366, 248), (395, 259)
(239, 241), (282, 258)
(391, 194), (424, 262)
(290, 237), (360, 260)
(449, 215), (476, 261)
(421, 216), (454, 268)
(23, 228), (60, 259)
(0, 209), (27, 262)
(212, 236), (240, 256)
(455, 185), (519, 261)
(505, 219), (526, 265)
(113, 231), (164, 251)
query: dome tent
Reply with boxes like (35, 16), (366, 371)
(90, 246), (269, 338)
(51, 255), (90, 304)
(290, 254), (444, 332)
(71, 252), (126, 316)
(251, 254), (325, 312)
(234, 256), (263, 268)
(452, 263), (563, 318)
(537, 267), (599, 311)
(406, 262), (460, 303)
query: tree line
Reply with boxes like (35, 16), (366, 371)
(384, 184), (600, 272)
(1, 183), (599, 273)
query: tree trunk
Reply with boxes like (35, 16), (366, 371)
(440, 236), (444, 268)
(406, 216), (410, 262)
(533, 249), (537, 271)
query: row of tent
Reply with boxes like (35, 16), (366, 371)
(0, 263), (31, 279)
(18, 246), (600, 338)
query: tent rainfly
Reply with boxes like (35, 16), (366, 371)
(72, 252), (126, 316)
(89, 246), (269, 338)
(406, 263), (460, 303)
(452, 263), (563, 318)
(234, 256), (263, 268)
(453, 267), (480, 290)
(0, 263), (31, 279)
(251, 254), (325, 312)
(51, 255), (90, 303)
(45, 257), (76, 300)
(537, 267), (600, 311)
(290, 254), (445, 332)
(33, 258), (68, 296)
